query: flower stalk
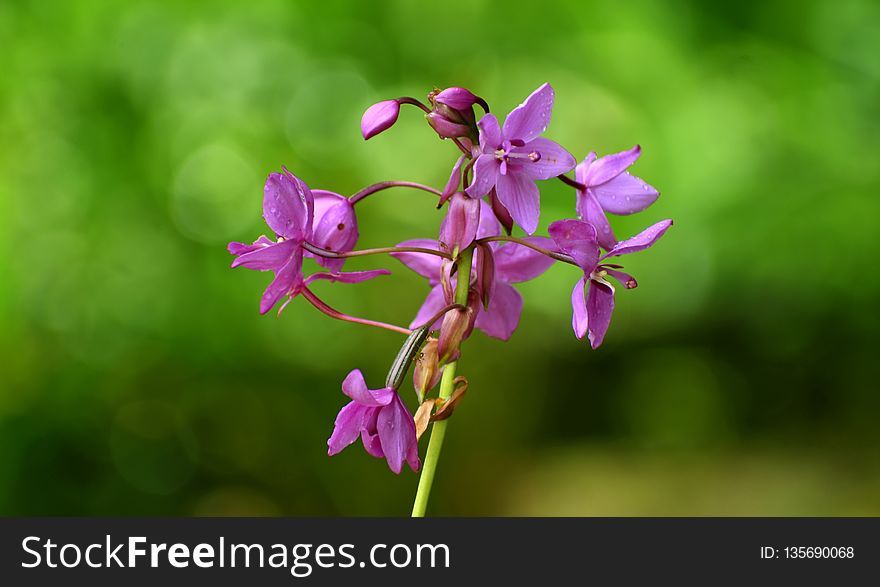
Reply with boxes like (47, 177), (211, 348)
(411, 246), (473, 517)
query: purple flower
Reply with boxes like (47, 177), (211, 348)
(306, 190), (359, 273)
(466, 83), (576, 235)
(393, 201), (555, 340)
(549, 218), (672, 349)
(574, 145), (660, 250)
(228, 169), (314, 314)
(361, 100), (400, 140)
(230, 170), (380, 314)
(327, 369), (420, 474)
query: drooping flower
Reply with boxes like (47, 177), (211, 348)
(306, 190), (359, 273)
(574, 145), (660, 250)
(327, 369), (420, 474)
(228, 169), (314, 314)
(229, 170), (380, 314)
(361, 100), (400, 140)
(466, 83), (576, 234)
(549, 218), (672, 348)
(392, 201), (556, 340)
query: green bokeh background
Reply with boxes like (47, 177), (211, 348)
(2, 0), (878, 515)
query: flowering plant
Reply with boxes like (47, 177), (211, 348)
(228, 83), (672, 516)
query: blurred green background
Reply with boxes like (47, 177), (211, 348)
(1, 0), (879, 516)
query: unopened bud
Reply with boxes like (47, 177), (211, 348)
(438, 306), (473, 364)
(426, 112), (472, 140)
(361, 100), (400, 140)
(433, 87), (479, 111)
(413, 338), (442, 402)
(438, 192), (480, 257)
(476, 243), (496, 310)
(489, 188), (514, 235)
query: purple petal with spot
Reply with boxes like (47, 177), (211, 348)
(474, 282), (523, 341)
(309, 191), (359, 272)
(496, 171), (541, 235)
(493, 237), (556, 283)
(602, 219), (672, 259)
(517, 138), (576, 180)
(502, 83), (554, 143)
(586, 280), (615, 349)
(548, 219), (599, 272)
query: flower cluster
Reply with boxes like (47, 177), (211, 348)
(229, 83), (671, 475)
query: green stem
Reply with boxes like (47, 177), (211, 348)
(411, 247), (473, 517)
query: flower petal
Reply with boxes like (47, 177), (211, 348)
(584, 145), (641, 186)
(576, 188), (617, 251)
(570, 277), (588, 339)
(586, 280), (615, 349)
(548, 219), (599, 271)
(228, 235), (274, 256)
(466, 154), (499, 198)
(310, 192), (359, 272)
(360, 408), (384, 458)
(305, 269), (390, 286)
(341, 369), (394, 406)
(475, 282), (523, 341)
(231, 238), (296, 270)
(258, 247), (302, 315)
(477, 113), (502, 151)
(439, 155), (466, 206)
(409, 284), (448, 330)
(377, 394), (420, 474)
(603, 268), (638, 289)
(602, 219), (673, 259)
(517, 138), (576, 180)
(496, 171), (541, 235)
(502, 83), (555, 143)
(493, 237), (556, 283)
(390, 239), (443, 283)
(591, 173), (659, 215)
(477, 199), (502, 239)
(327, 402), (370, 456)
(263, 171), (313, 240)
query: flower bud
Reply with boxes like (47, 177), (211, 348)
(413, 337), (442, 401)
(361, 100), (400, 140)
(434, 87), (479, 111)
(489, 188), (515, 235)
(439, 192), (480, 258)
(438, 305), (473, 364)
(475, 243), (496, 310)
(426, 112), (472, 139)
